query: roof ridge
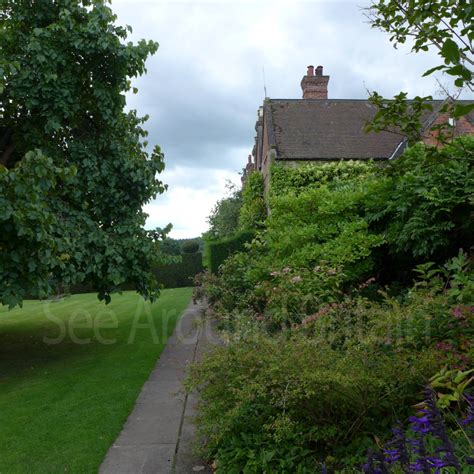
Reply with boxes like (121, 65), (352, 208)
(266, 98), (474, 103)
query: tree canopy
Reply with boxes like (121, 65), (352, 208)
(0, 0), (167, 307)
(204, 182), (243, 240)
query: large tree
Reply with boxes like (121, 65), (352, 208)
(0, 0), (167, 307)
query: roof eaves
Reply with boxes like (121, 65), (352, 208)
(264, 101), (278, 154)
(388, 139), (408, 160)
(275, 156), (390, 161)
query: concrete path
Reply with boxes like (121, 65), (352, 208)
(100, 300), (217, 474)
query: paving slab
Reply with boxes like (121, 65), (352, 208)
(100, 299), (216, 474)
(101, 445), (175, 474)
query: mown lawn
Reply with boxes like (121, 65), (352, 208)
(0, 288), (193, 473)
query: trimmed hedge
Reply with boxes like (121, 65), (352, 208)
(182, 240), (200, 254)
(47, 253), (203, 295)
(205, 231), (254, 274)
(154, 252), (203, 288)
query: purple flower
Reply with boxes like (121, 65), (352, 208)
(365, 387), (468, 473)
(423, 388), (461, 471)
(384, 423), (410, 470)
(409, 412), (431, 434)
(405, 389), (462, 473)
(408, 437), (431, 474)
(461, 393), (474, 440)
(363, 449), (389, 474)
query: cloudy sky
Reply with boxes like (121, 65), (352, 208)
(112, 0), (468, 238)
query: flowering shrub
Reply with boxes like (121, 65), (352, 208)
(190, 255), (473, 472)
(300, 258), (473, 370)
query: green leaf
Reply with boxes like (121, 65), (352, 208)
(441, 38), (460, 64)
(452, 103), (474, 118)
(445, 64), (472, 79)
(422, 65), (444, 77)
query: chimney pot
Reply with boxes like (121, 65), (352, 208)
(248, 154), (252, 164)
(301, 64), (329, 99)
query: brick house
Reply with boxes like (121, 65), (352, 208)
(244, 65), (474, 190)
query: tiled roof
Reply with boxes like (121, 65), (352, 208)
(266, 99), (473, 161)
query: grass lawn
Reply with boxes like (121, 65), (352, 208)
(0, 288), (193, 473)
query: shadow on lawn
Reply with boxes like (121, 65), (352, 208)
(0, 327), (116, 381)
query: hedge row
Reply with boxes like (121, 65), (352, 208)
(154, 252), (203, 288)
(66, 253), (203, 294)
(205, 231), (255, 274)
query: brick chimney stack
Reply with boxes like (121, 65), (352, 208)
(301, 64), (329, 99)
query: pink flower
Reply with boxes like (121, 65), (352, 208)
(301, 306), (331, 326)
(452, 306), (463, 319)
(452, 305), (474, 320)
(435, 341), (454, 351)
(282, 267), (291, 274)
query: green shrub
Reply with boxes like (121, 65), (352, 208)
(187, 331), (438, 472)
(181, 240), (200, 254)
(204, 230), (255, 274)
(200, 175), (386, 327)
(266, 178), (386, 280)
(366, 136), (474, 261)
(302, 260), (473, 366)
(154, 252), (203, 288)
(239, 171), (266, 230)
(200, 138), (473, 327)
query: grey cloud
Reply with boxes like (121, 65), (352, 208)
(118, 0), (450, 174)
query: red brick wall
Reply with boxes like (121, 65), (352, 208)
(261, 118), (271, 191)
(423, 113), (474, 147)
